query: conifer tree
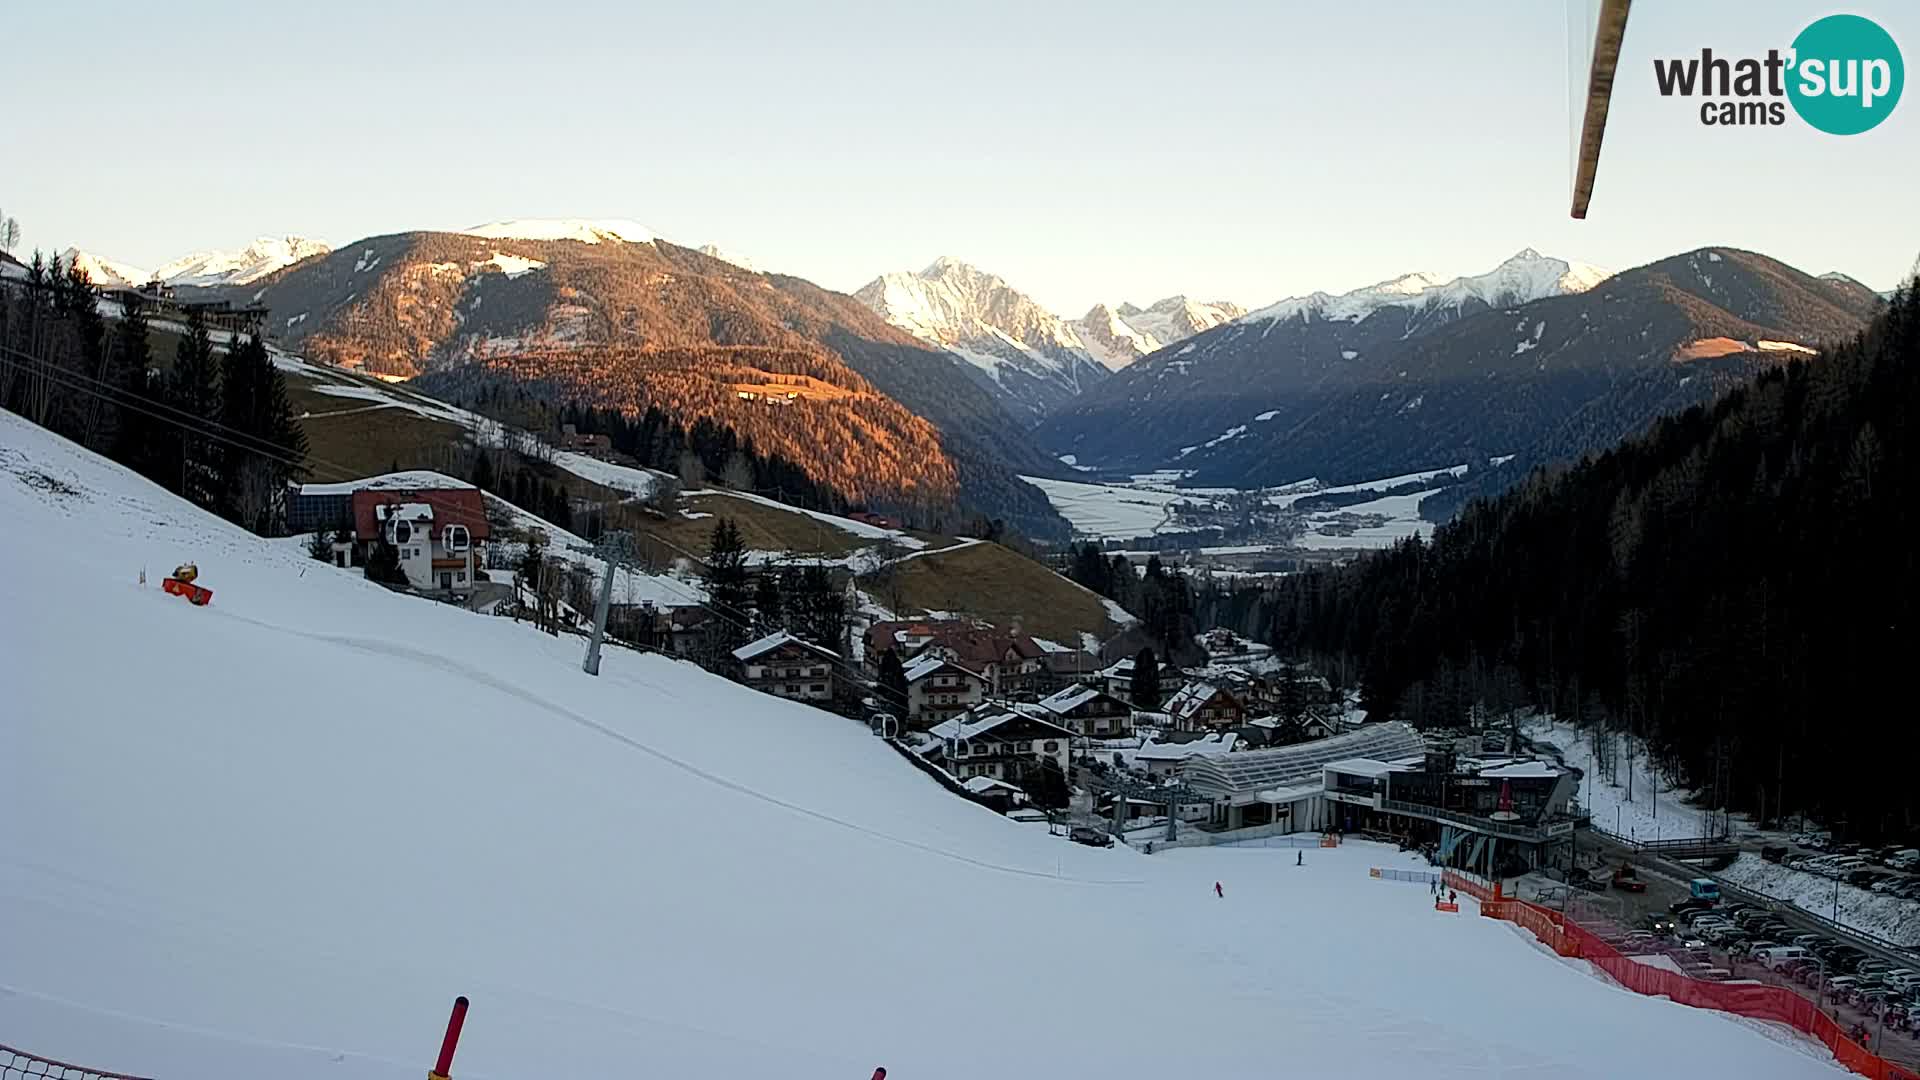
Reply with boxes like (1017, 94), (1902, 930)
(703, 517), (752, 653)
(877, 647), (910, 716)
(1131, 646), (1162, 710)
(753, 568), (784, 633)
(109, 293), (159, 478)
(165, 308), (221, 507)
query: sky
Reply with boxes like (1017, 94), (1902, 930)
(5, 0), (1915, 312)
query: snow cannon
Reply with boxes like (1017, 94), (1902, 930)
(162, 562), (213, 606)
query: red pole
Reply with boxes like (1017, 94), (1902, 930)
(431, 996), (469, 1080)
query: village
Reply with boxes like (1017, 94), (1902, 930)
(278, 464), (1592, 881)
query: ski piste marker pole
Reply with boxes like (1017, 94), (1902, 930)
(430, 996), (468, 1080)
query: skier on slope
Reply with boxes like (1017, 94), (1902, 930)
(872, 1068), (888, 1080)
(1296, 850), (1303, 866)
(1215, 881), (1224, 898)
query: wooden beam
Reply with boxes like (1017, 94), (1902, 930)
(1571, 0), (1633, 219)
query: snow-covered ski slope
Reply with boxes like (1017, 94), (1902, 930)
(0, 414), (1844, 1080)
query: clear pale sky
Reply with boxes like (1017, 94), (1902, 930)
(7, 1), (1914, 312)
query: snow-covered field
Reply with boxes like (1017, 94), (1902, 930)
(1718, 855), (1920, 948)
(0, 414), (1847, 1080)
(1020, 474), (1219, 540)
(1529, 718), (1715, 840)
(1024, 470), (1446, 550)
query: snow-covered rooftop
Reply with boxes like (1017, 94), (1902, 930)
(1038, 684), (1106, 714)
(1323, 757), (1398, 779)
(730, 630), (837, 663)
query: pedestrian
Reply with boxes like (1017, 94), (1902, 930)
(1449, 889), (1457, 905)
(1296, 850), (1304, 866)
(1214, 881), (1224, 898)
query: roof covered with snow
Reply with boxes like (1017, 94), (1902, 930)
(1183, 723), (1425, 797)
(927, 708), (1072, 744)
(1038, 684), (1112, 715)
(1134, 732), (1238, 762)
(903, 653), (980, 683)
(731, 631), (838, 663)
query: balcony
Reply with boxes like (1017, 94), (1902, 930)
(1378, 798), (1590, 844)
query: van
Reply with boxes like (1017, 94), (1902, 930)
(1755, 946), (1808, 970)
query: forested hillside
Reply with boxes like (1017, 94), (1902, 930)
(1219, 278), (1919, 838)
(227, 232), (1068, 539)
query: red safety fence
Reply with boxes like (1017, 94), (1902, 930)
(1, 1044), (155, 1080)
(1472, 897), (1920, 1080)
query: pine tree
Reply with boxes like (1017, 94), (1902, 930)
(703, 517), (752, 654)
(799, 564), (845, 653)
(166, 308), (221, 507)
(877, 647), (910, 716)
(1132, 646), (1162, 710)
(217, 334), (307, 532)
(109, 294), (158, 477)
(753, 568), (784, 633)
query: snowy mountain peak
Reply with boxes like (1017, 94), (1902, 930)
(855, 260), (1106, 417)
(461, 218), (657, 245)
(1249, 251), (1611, 325)
(59, 248), (152, 288)
(151, 236), (331, 287)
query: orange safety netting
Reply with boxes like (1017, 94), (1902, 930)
(1466, 894), (1919, 1080)
(1, 1045), (155, 1080)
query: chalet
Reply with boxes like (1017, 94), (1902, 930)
(1163, 681), (1246, 733)
(866, 619), (1047, 695)
(1035, 648), (1102, 693)
(347, 488), (489, 594)
(925, 706), (1073, 783)
(1035, 683), (1133, 739)
(732, 631), (840, 703)
(904, 654), (987, 728)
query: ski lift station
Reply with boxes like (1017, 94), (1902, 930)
(1180, 723), (1585, 875)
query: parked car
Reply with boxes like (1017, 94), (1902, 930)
(1761, 845), (1790, 863)
(1755, 945), (1810, 970)
(1888, 849), (1920, 871)
(1068, 826), (1113, 848)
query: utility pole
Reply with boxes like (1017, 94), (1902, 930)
(572, 530), (636, 676)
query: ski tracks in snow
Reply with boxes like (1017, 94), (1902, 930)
(219, 612), (1147, 889)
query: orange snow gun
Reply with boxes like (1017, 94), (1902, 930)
(162, 563), (213, 606)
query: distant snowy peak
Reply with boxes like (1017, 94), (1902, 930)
(1071, 303), (1164, 371)
(854, 257), (1086, 358)
(151, 236), (331, 287)
(1250, 249), (1611, 324)
(696, 244), (756, 271)
(60, 249), (151, 288)
(1119, 295), (1247, 347)
(461, 219), (657, 245)
(1068, 296), (1244, 371)
(854, 257), (1106, 417)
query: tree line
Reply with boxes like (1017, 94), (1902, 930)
(1, 253), (307, 533)
(1225, 281), (1920, 841)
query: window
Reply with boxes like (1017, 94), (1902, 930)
(1044, 741), (1058, 752)
(456, 571), (466, 583)
(809, 684), (826, 693)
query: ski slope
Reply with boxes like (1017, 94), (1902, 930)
(0, 414), (1845, 1080)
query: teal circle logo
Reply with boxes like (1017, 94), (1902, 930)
(1787, 14), (1903, 134)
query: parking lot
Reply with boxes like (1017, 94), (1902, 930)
(1523, 849), (1920, 1072)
